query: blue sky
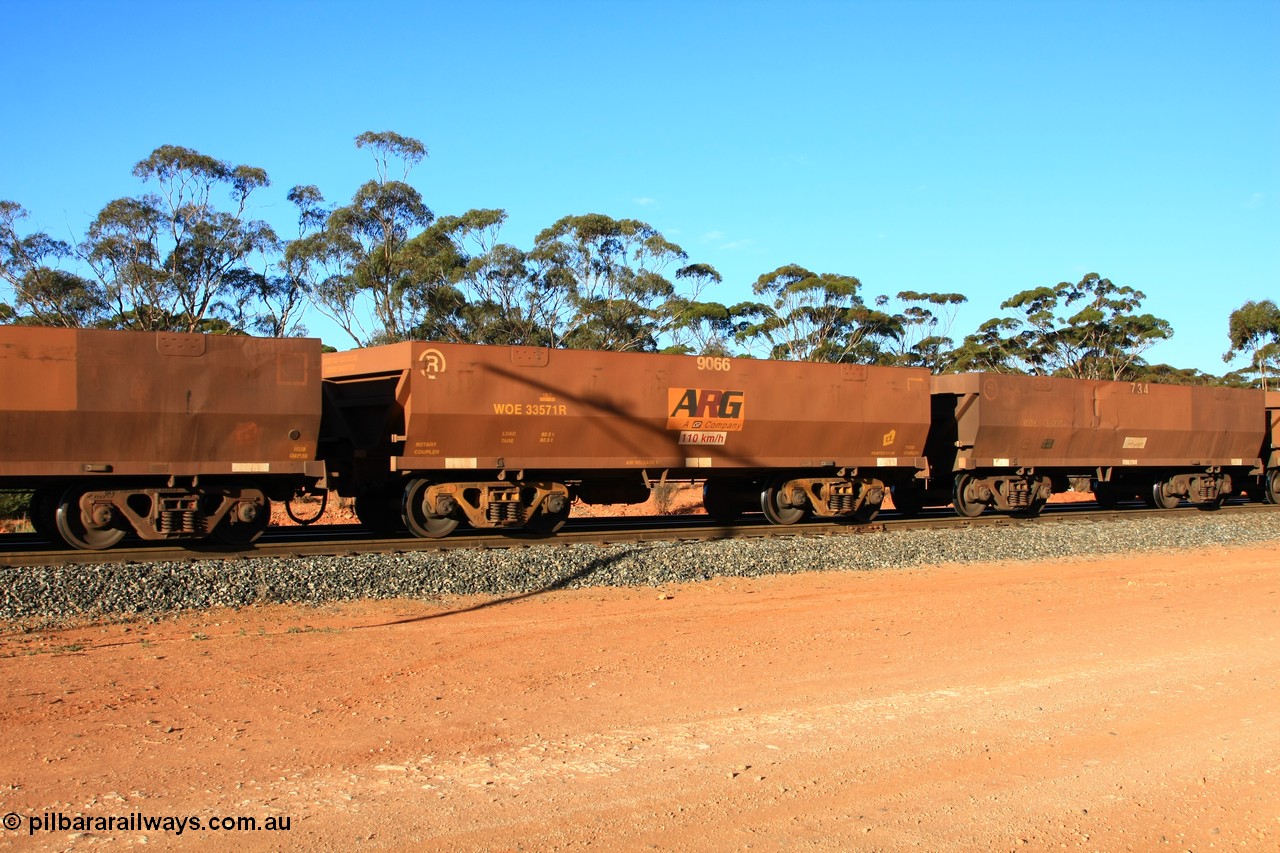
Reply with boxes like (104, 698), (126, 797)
(3, 0), (1276, 372)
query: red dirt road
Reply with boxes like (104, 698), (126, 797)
(1, 542), (1278, 851)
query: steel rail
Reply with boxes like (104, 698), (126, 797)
(1, 501), (1276, 569)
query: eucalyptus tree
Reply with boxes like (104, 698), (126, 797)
(457, 242), (559, 346)
(654, 263), (739, 356)
(381, 207), (568, 347)
(0, 200), (105, 327)
(78, 145), (275, 333)
(441, 209), (568, 346)
(291, 132), (435, 346)
(948, 316), (1026, 373)
(530, 214), (699, 352)
(1134, 363), (1220, 386)
(1223, 298), (1280, 389)
(732, 264), (899, 362)
(217, 184), (327, 338)
(883, 290), (968, 372)
(955, 273), (1171, 380)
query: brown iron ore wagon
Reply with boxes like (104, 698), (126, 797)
(320, 343), (932, 537)
(6, 325), (1274, 551)
(0, 326), (325, 549)
(893, 373), (1266, 517)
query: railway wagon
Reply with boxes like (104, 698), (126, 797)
(320, 342), (932, 536)
(0, 326), (326, 549)
(895, 373), (1265, 517)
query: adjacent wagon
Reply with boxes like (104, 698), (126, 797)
(0, 327), (325, 548)
(897, 373), (1265, 517)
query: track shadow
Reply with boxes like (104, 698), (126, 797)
(360, 546), (644, 627)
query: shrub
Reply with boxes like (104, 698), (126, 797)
(0, 491), (32, 519)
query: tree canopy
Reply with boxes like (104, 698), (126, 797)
(0, 134), (1269, 387)
(950, 274), (1172, 381)
(1224, 299), (1280, 390)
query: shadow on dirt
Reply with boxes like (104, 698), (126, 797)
(363, 547), (646, 627)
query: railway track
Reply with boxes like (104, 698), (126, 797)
(2, 499), (1276, 568)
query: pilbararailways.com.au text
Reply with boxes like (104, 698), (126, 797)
(6, 811), (291, 836)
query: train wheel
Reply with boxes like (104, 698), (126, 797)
(212, 509), (270, 546)
(402, 479), (459, 539)
(1266, 471), (1280, 505)
(760, 478), (806, 525)
(524, 492), (570, 535)
(212, 496), (271, 546)
(525, 502), (570, 535)
(951, 474), (988, 518)
(55, 487), (126, 551)
(1149, 480), (1180, 510)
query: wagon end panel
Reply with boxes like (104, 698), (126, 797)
(1262, 391), (1279, 470)
(935, 373), (1093, 471)
(0, 327), (80, 480)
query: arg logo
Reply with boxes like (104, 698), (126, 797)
(418, 348), (447, 379)
(667, 388), (746, 432)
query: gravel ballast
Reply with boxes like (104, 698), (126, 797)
(2, 513), (1279, 624)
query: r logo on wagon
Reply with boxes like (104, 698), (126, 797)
(418, 348), (446, 379)
(667, 388), (746, 432)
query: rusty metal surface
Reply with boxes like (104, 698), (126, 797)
(1266, 391), (1280, 470)
(323, 344), (931, 480)
(931, 373), (1265, 472)
(0, 326), (323, 480)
